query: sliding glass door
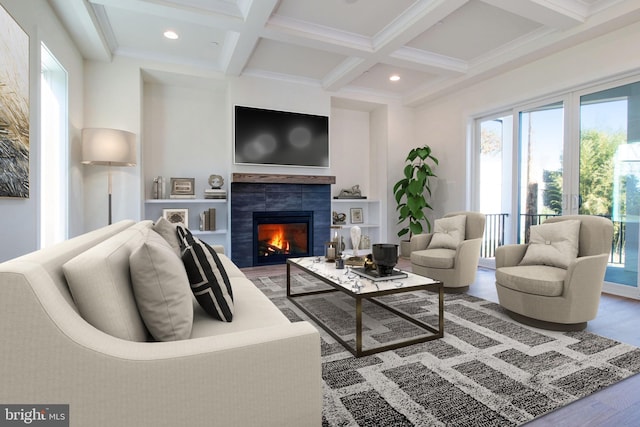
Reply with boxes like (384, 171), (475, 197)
(474, 78), (640, 296)
(579, 81), (640, 291)
(518, 101), (565, 243)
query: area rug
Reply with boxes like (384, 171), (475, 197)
(251, 273), (640, 426)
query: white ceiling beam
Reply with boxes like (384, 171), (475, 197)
(89, 0), (245, 30)
(49, 0), (112, 61)
(481, 0), (587, 30)
(222, 0), (280, 76)
(322, 0), (469, 91)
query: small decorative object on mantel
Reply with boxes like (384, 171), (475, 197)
(334, 184), (367, 199)
(204, 174), (226, 199)
(332, 211), (346, 225)
(169, 177), (196, 199)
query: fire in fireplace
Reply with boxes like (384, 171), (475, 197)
(253, 211), (313, 265)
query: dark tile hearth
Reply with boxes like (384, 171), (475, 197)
(230, 182), (331, 267)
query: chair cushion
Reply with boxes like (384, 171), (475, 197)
(496, 265), (566, 296)
(520, 220), (580, 269)
(63, 222), (153, 341)
(177, 225), (234, 322)
(129, 229), (193, 341)
(411, 248), (456, 269)
(428, 215), (466, 250)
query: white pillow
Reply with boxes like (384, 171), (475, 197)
(130, 230), (193, 341)
(428, 215), (466, 250)
(520, 219), (581, 269)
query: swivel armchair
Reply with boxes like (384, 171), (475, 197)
(495, 215), (613, 331)
(410, 211), (486, 292)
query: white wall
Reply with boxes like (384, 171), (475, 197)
(414, 20), (640, 217)
(0, 0), (84, 262)
(142, 80), (228, 199)
(330, 107), (371, 198)
(83, 57), (144, 231)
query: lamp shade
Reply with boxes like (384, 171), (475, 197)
(82, 128), (136, 166)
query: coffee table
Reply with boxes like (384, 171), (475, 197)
(287, 257), (444, 357)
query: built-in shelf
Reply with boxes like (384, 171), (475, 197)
(330, 199), (381, 250)
(143, 198), (229, 251)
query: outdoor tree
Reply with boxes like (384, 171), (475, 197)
(579, 129), (626, 216)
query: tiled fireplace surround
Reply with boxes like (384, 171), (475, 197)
(230, 174), (334, 268)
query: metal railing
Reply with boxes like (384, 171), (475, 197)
(481, 213), (508, 258)
(481, 213), (627, 265)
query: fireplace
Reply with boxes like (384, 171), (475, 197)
(230, 177), (333, 268)
(253, 211), (313, 265)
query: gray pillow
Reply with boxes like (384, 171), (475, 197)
(152, 216), (181, 256)
(520, 219), (581, 269)
(428, 215), (466, 250)
(130, 229), (193, 341)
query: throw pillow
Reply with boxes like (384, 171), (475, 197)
(129, 229), (193, 341)
(152, 216), (182, 257)
(176, 225), (234, 322)
(63, 225), (150, 341)
(428, 215), (467, 250)
(519, 219), (581, 269)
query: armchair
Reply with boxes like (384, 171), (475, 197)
(495, 215), (613, 331)
(410, 211), (486, 292)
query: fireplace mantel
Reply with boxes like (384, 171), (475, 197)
(232, 173), (335, 185)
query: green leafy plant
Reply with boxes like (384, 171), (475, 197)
(393, 145), (439, 239)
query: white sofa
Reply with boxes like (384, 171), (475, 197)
(0, 220), (321, 426)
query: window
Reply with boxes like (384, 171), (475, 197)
(40, 44), (68, 248)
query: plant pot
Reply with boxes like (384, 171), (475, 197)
(400, 240), (411, 259)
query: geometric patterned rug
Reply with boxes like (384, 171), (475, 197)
(251, 273), (640, 427)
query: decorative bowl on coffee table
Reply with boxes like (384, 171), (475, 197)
(372, 243), (398, 276)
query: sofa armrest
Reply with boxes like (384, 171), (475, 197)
(562, 253), (609, 319)
(0, 265), (322, 426)
(495, 244), (528, 268)
(410, 233), (433, 252)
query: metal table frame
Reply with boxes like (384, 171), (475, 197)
(287, 258), (444, 358)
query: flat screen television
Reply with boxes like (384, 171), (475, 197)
(234, 105), (329, 167)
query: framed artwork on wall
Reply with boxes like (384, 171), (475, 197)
(0, 4), (30, 198)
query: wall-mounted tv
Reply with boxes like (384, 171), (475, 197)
(234, 105), (329, 168)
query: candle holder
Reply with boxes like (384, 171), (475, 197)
(325, 242), (337, 262)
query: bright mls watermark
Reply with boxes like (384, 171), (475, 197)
(0, 405), (68, 426)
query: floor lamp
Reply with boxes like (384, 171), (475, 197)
(82, 128), (136, 225)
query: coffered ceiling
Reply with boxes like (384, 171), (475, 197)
(48, 0), (640, 106)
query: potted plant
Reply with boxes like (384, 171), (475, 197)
(393, 144), (439, 258)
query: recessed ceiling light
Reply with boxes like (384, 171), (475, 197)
(389, 74), (400, 82)
(164, 30), (179, 40)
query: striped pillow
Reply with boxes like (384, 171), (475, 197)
(176, 226), (234, 322)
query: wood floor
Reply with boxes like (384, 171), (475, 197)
(241, 260), (640, 427)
